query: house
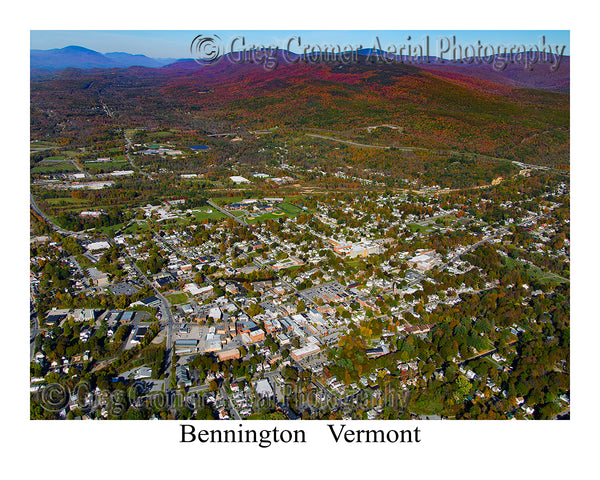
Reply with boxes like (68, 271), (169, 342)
(407, 249), (442, 272)
(255, 379), (274, 398)
(208, 307), (222, 321)
(175, 339), (199, 354)
(205, 333), (222, 352)
(71, 309), (96, 323)
(229, 176), (250, 184)
(133, 366), (152, 379)
(45, 309), (68, 326)
(154, 272), (176, 289)
(217, 348), (241, 362)
(131, 326), (149, 344)
(176, 365), (192, 387)
(132, 296), (161, 308)
(264, 319), (282, 334)
(87, 267), (109, 287)
(290, 343), (320, 361)
(184, 283), (214, 298)
(86, 241), (111, 252)
(248, 329), (265, 343)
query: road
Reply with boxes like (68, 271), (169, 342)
(306, 133), (391, 150)
(100, 102), (149, 178)
(30, 310), (40, 361)
(123, 131), (151, 178)
(207, 200), (247, 226)
(127, 259), (175, 391)
(402, 212), (550, 290)
(30, 192), (77, 236)
(220, 386), (242, 420)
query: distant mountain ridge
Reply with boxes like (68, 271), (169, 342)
(30, 45), (177, 70)
(30, 45), (569, 93)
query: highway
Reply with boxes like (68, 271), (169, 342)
(207, 200), (247, 226)
(306, 133), (391, 150)
(30, 192), (77, 237)
(123, 131), (151, 178)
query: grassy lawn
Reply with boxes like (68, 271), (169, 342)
(166, 292), (189, 305)
(147, 130), (176, 140)
(429, 215), (458, 226)
(278, 202), (304, 215)
(30, 141), (58, 149)
(345, 259), (366, 269)
(409, 390), (448, 416)
(63, 151), (81, 158)
(123, 221), (154, 234)
(407, 223), (434, 233)
(502, 255), (568, 286)
(84, 159), (129, 172)
(31, 162), (78, 174)
(191, 207), (226, 220)
(94, 223), (128, 236)
(211, 196), (246, 206)
(533, 270), (569, 284)
(42, 196), (96, 214)
(246, 212), (287, 223)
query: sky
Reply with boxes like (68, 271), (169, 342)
(30, 30), (570, 59)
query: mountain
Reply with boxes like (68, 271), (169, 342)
(30, 52), (569, 167)
(30, 46), (119, 70)
(30, 46), (176, 70)
(338, 48), (569, 93)
(104, 52), (175, 68)
(30, 45), (569, 93)
(418, 57), (570, 94)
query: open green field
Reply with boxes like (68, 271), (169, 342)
(94, 223), (129, 237)
(40, 156), (66, 162)
(502, 255), (568, 286)
(246, 212), (285, 223)
(429, 215), (458, 226)
(344, 259), (366, 270)
(31, 162), (79, 174)
(166, 292), (189, 305)
(211, 196), (246, 206)
(84, 158), (129, 171)
(409, 390), (448, 416)
(63, 151), (81, 158)
(191, 207), (226, 220)
(407, 223), (435, 233)
(44, 197), (92, 211)
(122, 221), (154, 234)
(278, 202), (304, 215)
(147, 130), (177, 140)
(31, 141), (58, 149)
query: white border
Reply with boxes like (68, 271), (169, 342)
(4, 1), (596, 478)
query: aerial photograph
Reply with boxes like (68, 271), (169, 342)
(29, 30), (570, 422)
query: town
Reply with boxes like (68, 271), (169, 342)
(30, 131), (570, 421)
